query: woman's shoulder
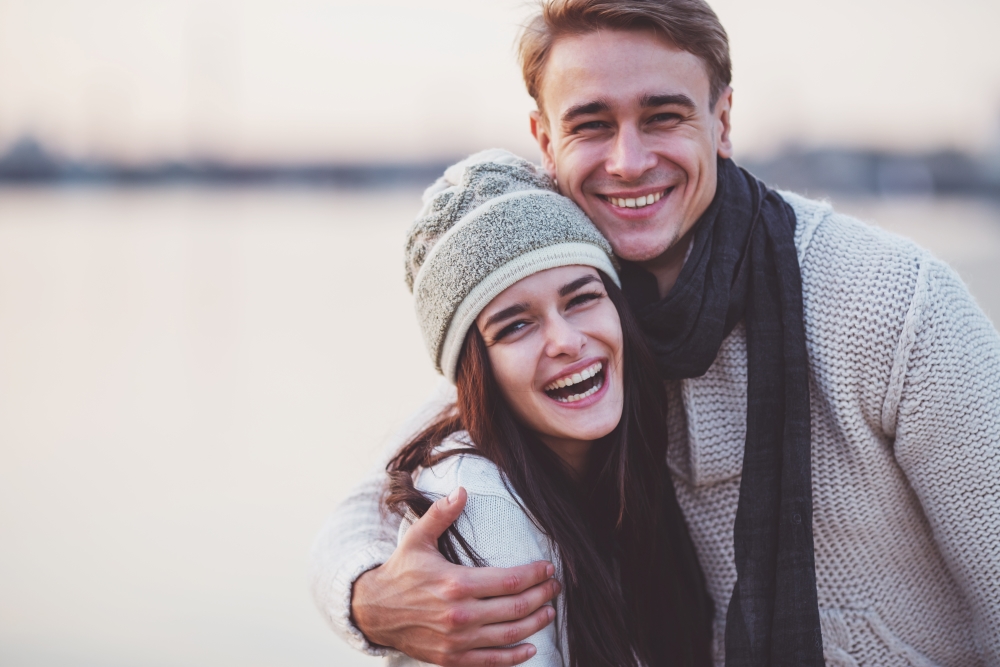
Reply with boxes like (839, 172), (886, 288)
(414, 431), (522, 504)
(414, 432), (555, 569)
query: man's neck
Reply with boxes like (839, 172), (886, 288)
(637, 228), (695, 299)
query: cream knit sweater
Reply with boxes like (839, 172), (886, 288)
(310, 193), (1000, 666)
(395, 432), (570, 667)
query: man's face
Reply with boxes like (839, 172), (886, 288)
(531, 29), (733, 266)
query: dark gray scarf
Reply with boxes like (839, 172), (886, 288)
(620, 158), (823, 666)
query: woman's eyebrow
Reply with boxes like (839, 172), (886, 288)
(483, 302), (529, 329)
(558, 275), (600, 296)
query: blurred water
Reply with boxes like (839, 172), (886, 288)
(0, 188), (998, 667)
(0, 187), (438, 667)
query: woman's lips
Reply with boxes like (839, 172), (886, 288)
(543, 360), (602, 392)
(543, 362), (607, 405)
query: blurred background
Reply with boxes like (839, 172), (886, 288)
(1, 1), (998, 666)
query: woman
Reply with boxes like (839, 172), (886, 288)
(387, 149), (712, 667)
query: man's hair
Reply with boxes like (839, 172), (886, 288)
(518, 0), (732, 111)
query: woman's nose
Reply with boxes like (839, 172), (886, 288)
(542, 315), (587, 358)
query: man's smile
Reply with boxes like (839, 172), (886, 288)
(593, 186), (677, 219)
(597, 187), (673, 209)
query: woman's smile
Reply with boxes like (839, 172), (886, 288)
(476, 265), (625, 455)
(542, 358), (608, 405)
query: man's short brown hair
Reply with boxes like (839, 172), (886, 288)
(518, 0), (732, 111)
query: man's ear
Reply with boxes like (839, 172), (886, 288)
(530, 110), (558, 178)
(714, 86), (734, 159)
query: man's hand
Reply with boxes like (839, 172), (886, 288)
(351, 487), (561, 667)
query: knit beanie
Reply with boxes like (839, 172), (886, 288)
(405, 148), (619, 380)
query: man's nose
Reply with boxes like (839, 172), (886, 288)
(605, 123), (657, 183)
(542, 315), (587, 358)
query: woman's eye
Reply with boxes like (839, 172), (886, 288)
(567, 292), (602, 308)
(494, 321), (527, 341)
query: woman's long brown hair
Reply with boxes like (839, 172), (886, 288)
(386, 273), (713, 667)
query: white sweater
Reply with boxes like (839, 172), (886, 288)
(394, 432), (570, 667)
(310, 193), (1000, 667)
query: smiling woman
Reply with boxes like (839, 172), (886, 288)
(381, 149), (713, 667)
(476, 266), (624, 475)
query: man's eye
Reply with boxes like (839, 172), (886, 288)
(573, 120), (608, 133)
(650, 113), (682, 124)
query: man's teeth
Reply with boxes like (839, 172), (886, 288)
(544, 362), (603, 391)
(606, 191), (664, 209)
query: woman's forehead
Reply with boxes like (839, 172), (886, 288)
(482, 265), (600, 315)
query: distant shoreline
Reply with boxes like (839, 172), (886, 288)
(1, 137), (998, 199)
(0, 138), (456, 189)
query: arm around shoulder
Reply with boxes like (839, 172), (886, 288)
(310, 462), (398, 655)
(309, 381), (457, 655)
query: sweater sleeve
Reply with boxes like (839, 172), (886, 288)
(889, 258), (1000, 662)
(405, 454), (565, 666)
(309, 381), (457, 656)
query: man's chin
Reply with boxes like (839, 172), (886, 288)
(608, 241), (674, 264)
(590, 214), (685, 265)
(615, 247), (669, 264)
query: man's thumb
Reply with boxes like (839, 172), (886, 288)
(405, 486), (466, 547)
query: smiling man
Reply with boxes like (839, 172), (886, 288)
(310, 1), (1000, 666)
(527, 26), (729, 297)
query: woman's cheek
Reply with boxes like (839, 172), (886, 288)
(594, 302), (623, 352)
(490, 346), (533, 409)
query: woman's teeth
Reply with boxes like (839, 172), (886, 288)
(606, 191), (664, 209)
(543, 362), (605, 403)
(544, 362), (602, 391)
(554, 381), (602, 403)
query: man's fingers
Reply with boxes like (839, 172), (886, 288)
(460, 560), (556, 599)
(473, 577), (561, 625)
(452, 643), (538, 667)
(402, 486), (468, 548)
(473, 605), (556, 651)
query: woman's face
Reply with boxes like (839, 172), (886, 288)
(475, 265), (625, 451)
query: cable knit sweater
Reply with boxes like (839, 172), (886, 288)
(310, 192), (1000, 667)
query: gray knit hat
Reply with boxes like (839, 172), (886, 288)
(405, 148), (619, 380)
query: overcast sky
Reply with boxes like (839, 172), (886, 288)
(0, 0), (998, 163)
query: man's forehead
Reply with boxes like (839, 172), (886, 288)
(538, 29), (711, 117)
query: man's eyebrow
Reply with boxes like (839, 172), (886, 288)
(559, 274), (600, 296)
(639, 93), (697, 110)
(482, 302), (529, 330)
(560, 99), (611, 124)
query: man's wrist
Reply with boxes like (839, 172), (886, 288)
(350, 565), (389, 649)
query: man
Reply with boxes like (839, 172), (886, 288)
(311, 1), (1000, 665)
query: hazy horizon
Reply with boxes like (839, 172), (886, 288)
(1, 0), (999, 164)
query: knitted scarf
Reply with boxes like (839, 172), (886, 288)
(620, 158), (823, 667)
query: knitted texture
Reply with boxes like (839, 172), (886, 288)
(311, 193), (1000, 666)
(404, 149), (617, 379)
